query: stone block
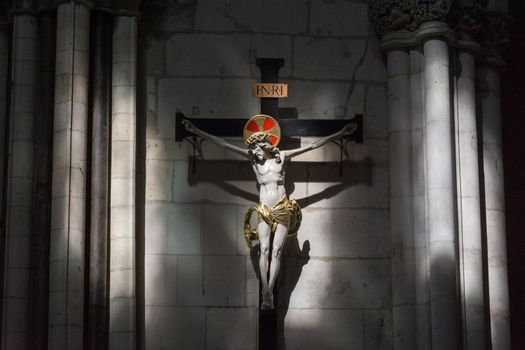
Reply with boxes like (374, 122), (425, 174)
(110, 178), (134, 207)
(203, 255), (245, 306)
(13, 84), (36, 113)
(166, 33), (251, 77)
(110, 298), (135, 332)
(72, 74), (89, 106)
(14, 37), (37, 62)
(366, 86), (388, 138)
(363, 310), (392, 350)
(310, 0), (369, 36)
(285, 259), (390, 308)
(2, 334), (27, 350)
(205, 307), (257, 350)
(306, 164), (388, 209)
(355, 36), (388, 82)
(3, 299), (28, 332)
(12, 111), (35, 143)
(113, 37), (136, 64)
(111, 142), (135, 179)
(112, 86), (136, 115)
(68, 196), (85, 233)
(111, 206), (135, 239)
(293, 37), (366, 80)
(203, 204), (237, 255)
(298, 208), (389, 258)
(54, 73), (73, 104)
(145, 306), (205, 349)
(245, 256), (259, 307)
(283, 309), (363, 350)
(7, 206), (31, 238)
(4, 267), (29, 298)
(176, 255), (204, 305)
(250, 34), (293, 76)
(146, 139), (188, 161)
(172, 160), (205, 203)
(111, 237), (135, 271)
(109, 333), (134, 350)
(112, 62), (135, 88)
(14, 61), (36, 85)
(73, 49), (89, 77)
(158, 78), (258, 130)
(110, 270), (134, 299)
(145, 203), (201, 255)
(194, 0), (308, 33)
(6, 236), (30, 269)
(112, 114), (136, 142)
(392, 305), (416, 348)
(7, 177), (33, 207)
(280, 80), (360, 119)
(145, 160), (174, 202)
(145, 254), (177, 306)
(146, 37), (165, 76)
(113, 16), (137, 40)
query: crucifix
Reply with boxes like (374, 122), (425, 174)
(175, 58), (363, 349)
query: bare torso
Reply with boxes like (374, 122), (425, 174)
(251, 151), (286, 207)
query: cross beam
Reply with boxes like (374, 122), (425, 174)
(175, 112), (364, 144)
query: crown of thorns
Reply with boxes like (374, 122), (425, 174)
(246, 132), (271, 146)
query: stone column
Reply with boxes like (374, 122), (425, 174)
(422, 29), (459, 349)
(48, 2), (91, 349)
(410, 47), (432, 350)
(478, 61), (509, 350)
(88, 7), (112, 350)
(30, 8), (56, 349)
(387, 47), (416, 350)
(477, 12), (511, 349)
(454, 46), (486, 349)
(1, 11), (38, 349)
(110, 14), (137, 350)
(0, 16), (9, 280)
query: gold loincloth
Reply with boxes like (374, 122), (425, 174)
(243, 197), (302, 248)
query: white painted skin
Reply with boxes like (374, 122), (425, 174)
(182, 119), (356, 309)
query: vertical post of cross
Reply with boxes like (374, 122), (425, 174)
(255, 57), (284, 350)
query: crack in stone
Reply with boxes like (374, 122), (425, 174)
(344, 36), (369, 113)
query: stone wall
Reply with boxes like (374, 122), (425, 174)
(143, 0), (391, 348)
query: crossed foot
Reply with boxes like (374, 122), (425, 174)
(261, 288), (274, 310)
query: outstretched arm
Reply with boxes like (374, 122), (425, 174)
(182, 119), (250, 158)
(282, 123), (357, 159)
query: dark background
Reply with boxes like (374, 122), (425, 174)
(502, 0), (525, 347)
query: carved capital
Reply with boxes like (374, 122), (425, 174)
(479, 12), (512, 53)
(369, 0), (415, 38)
(370, 0), (454, 39)
(450, 2), (483, 40)
(413, 0), (453, 25)
(478, 12), (512, 70)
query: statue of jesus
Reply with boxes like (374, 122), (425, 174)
(183, 115), (356, 309)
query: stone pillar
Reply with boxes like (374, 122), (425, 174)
(110, 14), (137, 350)
(410, 47), (432, 350)
(88, 7), (112, 350)
(478, 62), (509, 350)
(477, 12), (511, 349)
(0, 16), (9, 281)
(30, 8), (56, 349)
(454, 47), (486, 349)
(48, 2), (91, 349)
(387, 47), (416, 350)
(423, 33), (459, 349)
(1, 11), (38, 349)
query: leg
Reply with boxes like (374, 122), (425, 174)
(267, 224), (288, 308)
(257, 221), (271, 308)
